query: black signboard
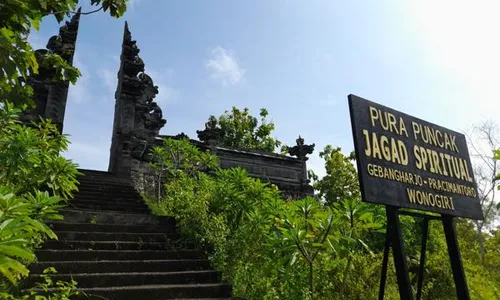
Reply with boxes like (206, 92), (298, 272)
(349, 94), (483, 220)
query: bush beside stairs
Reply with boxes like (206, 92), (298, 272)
(29, 169), (233, 300)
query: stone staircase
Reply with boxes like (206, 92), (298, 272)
(29, 169), (232, 299)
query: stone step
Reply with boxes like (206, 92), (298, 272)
(73, 283), (232, 299)
(76, 182), (133, 190)
(76, 183), (137, 191)
(68, 198), (149, 211)
(55, 231), (177, 242)
(50, 222), (174, 233)
(28, 270), (221, 288)
(73, 193), (140, 201)
(60, 209), (174, 225)
(36, 250), (203, 261)
(42, 240), (190, 251)
(78, 169), (114, 175)
(78, 181), (137, 193)
(76, 176), (132, 185)
(66, 203), (150, 213)
(31, 259), (212, 273)
(71, 195), (145, 202)
(77, 174), (131, 182)
(67, 198), (149, 210)
(74, 191), (139, 199)
(48, 170), (233, 299)
(78, 169), (122, 178)
(72, 195), (144, 204)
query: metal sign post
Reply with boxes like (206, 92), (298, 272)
(384, 206), (413, 300)
(442, 215), (471, 300)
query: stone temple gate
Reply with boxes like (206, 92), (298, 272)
(22, 15), (315, 198)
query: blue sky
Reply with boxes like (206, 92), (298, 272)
(30, 0), (500, 176)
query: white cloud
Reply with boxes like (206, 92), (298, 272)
(97, 68), (116, 95)
(68, 55), (90, 104)
(406, 0), (500, 122)
(146, 68), (179, 107)
(206, 46), (245, 86)
(128, 0), (142, 9)
(318, 94), (339, 108)
(307, 154), (326, 179)
(28, 30), (47, 50)
(63, 141), (109, 171)
(323, 54), (334, 65)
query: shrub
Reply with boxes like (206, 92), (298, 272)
(0, 103), (79, 285)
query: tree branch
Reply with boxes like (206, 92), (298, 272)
(49, 6), (104, 17)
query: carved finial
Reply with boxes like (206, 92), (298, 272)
(174, 132), (189, 140)
(288, 135), (315, 161)
(120, 22), (144, 83)
(124, 21), (131, 43)
(297, 135), (304, 146)
(197, 116), (224, 145)
(47, 7), (81, 63)
(69, 7), (82, 29)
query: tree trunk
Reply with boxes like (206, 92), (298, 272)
(340, 255), (352, 297)
(309, 262), (314, 300)
(475, 220), (486, 266)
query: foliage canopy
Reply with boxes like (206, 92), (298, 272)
(0, 104), (79, 287)
(0, 0), (128, 294)
(147, 137), (500, 300)
(199, 107), (282, 153)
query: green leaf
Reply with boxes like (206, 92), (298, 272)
(30, 18), (40, 31)
(0, 245), (35, 262)
(0, 255), (30, 283)
(39, 0), (48, 10)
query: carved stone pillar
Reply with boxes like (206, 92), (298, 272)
(109, 22), (166, 181)
(21, 8), (81, 132)
(288, 136), (315, 196)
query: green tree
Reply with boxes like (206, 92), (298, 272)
(465, 122), (500, 265)
(148, 138), (385, 300)
(199, 107), (281, 153)
(274, 197), (334, 300)
(149, 137), (219, 200)
(0, 104), (79, 285)
(310, 145), (360, 205)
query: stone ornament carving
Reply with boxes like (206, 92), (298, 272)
(137, 73), (166, 133)
(109, 22), (167, 177)
(174, 132), (189, 140)
(20, 8), (81, 132)
(288, 136), (315, 161)
(287, 135), (315, 192)
(196, 116), (224, 145)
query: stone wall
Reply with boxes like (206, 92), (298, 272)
(183, 138), (313, 197)
(128, 136), (314, 199)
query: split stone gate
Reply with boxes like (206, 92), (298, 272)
(21, 13), (315, 199)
